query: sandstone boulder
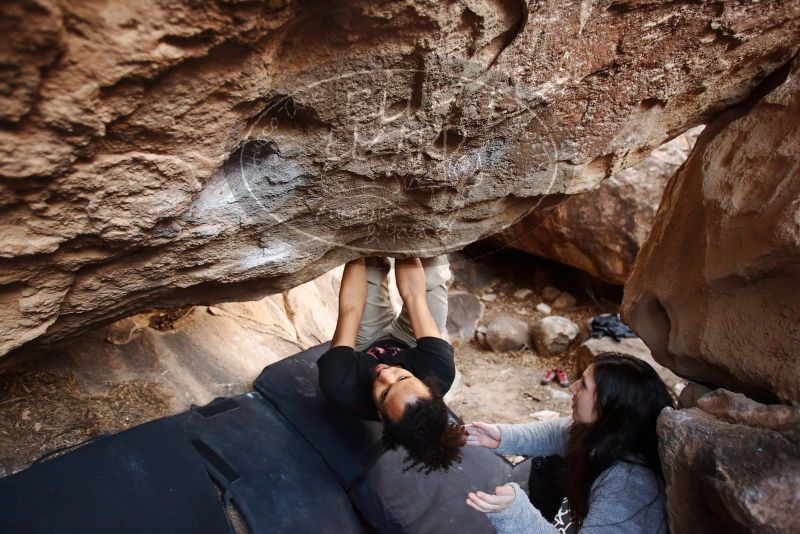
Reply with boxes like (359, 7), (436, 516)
(623, 57), (800, 404)
(697, 389), (800, 431)
(677, 383), (713, 409)
(2, 0), (799, 357)
(450, 252), (502, 293)
(446, 292), (485, 343)
(55, 267), (342, 411)
(485, 315), (530, 353)
(532, 316), (579, 356)
(496, 129), (702, 285)
(658, 403), (800, 533)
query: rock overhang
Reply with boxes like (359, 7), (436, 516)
(2, 0), (800, 357)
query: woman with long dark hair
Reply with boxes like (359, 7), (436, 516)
(465, 352), (673, 533)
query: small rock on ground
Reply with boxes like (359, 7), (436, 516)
(551, 292), (577, 309)
(514, 288), (533, 300)
(532, 316), (580, 356)
(542, 286), (562, 302)
(486, 314), (530, 353)
(549, 388), (572, 401)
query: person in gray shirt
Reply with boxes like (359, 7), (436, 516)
(465, 353), (673, 533)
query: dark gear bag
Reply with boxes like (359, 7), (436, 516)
(527, 454), (568, 522)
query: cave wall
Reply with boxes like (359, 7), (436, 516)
(494, 127), (702, 285)
(2, 0), (799, 357)
(622, 56), (800, 404)
(59, 266), (343, 411)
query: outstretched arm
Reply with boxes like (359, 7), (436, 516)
(394, 257), (441, 339)
(331, 258), (367, 349)
(468, 483), (558, 534)
(466, 418), (571, 457)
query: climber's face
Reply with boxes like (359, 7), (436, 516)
(569, 364), (598, 424)
(371, 364), (431, 422)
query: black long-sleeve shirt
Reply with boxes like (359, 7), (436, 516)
(317, 337), (455, 421)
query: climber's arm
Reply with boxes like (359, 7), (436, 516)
(394, 257), (441, 339)
(330, 258), (367, 349)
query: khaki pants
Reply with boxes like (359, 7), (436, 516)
(355, 255), (451, 351)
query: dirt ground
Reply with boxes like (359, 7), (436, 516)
(447, 248), (617, 426)
(0, 246), (619, 477)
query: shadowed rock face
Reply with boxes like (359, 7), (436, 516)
(56, 266), (344, 413)
(2, 0), (800, 357)
(494, 127), (702, 285)
(623, 57), (800, 404)
(658, 404), (800, 534)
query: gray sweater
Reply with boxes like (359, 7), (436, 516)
(489, 418), (667, 534)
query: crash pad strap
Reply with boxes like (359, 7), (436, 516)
(191, 438), (240, 484)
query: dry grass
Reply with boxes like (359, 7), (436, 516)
(0, 368), (171, 476)
(148, 306), (193, 331)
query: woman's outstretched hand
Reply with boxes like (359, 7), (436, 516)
(463, 422), (501, 449)
(466, 485), (516, 514)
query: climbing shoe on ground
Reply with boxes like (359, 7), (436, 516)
(541, 368), (557, 385)
(556, 368), (570, 387)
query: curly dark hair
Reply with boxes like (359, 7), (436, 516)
(381, 379), (466, 473)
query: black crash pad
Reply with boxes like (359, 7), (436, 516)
(0, 391), (364, 534)
(177, 391), (363, 534)
(0, 340), (534, 534)
(0, 417), (230, 534)
(254, 342), (531, 534)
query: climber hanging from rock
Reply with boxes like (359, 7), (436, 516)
(318, 255), (466, 472)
